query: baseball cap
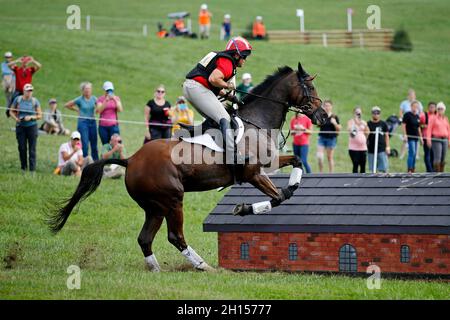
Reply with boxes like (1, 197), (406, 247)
(4, 51), (12, 58)
(371, 106), (381, 113)
(200, 4), (207, 10)
(48, 98), (57, 104)
(177, 96), (186, 103)
(71, 131), (81, 140)
(242, 73), (252, 80)
(23, 83), (34, 91)
(103, 81), (114, 91)
(256, 16), (263, 21)
(224, 14), (231, 19)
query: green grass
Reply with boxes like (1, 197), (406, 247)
(1, 0), (449, 299)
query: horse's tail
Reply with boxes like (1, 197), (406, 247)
(47, 158), (128, 234)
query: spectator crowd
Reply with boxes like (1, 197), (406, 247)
(2, 48), (449, 177)
(290, 89), (449, 173)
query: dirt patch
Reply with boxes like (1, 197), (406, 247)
(3, 242), (22, 269)
(78, 244), (106, 269)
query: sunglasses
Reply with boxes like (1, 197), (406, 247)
(72, 138), (80, 141)
(372, 111), (380, 115)
(156, 90), (165, 93)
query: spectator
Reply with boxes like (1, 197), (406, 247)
(420, 102), (437, 172)
(198, 4), (212, 39)
(221, 14), (232, 40)
(290, 112), (312, 173)
(172, 18), (189, 36)
(144, 85), (172, 143)
(367, 106), (390, 173)
(317, 100), (341, 173)
(2, 51), (15, 108)
(347, 107), (369, 173)
(9, 83), (42, 173)
(96, 81), (123, 145)
(101, 133), (126, 179)
(171, 96), (194, 135)
(402, 101), (423, 173)
(252, 16), (266, 39)
(57, 131), (93, 177)
(64, 82), (99, 161)
(426, 102), (450, 172)
(236, 73), (253, 100)
(399, 89), (423, 159)
(6, 56), (42, 117)
(40, 98), (70, 136)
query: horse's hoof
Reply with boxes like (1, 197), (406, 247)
(233, 203), (252, 216)
(196, 262), (215, 272)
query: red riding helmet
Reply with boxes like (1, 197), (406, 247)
(225, 36), (252, 58)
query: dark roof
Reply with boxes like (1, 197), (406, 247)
(203, 174), (450, 235)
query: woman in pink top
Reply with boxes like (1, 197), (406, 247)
(96, 81), (123, 145)
(426, 102), (450, 172)
(419, 102), (436, 172)
(290, 112), (312, 173)
(347, 107), (369, 173)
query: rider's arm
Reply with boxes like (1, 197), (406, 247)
(209, 69), (234, 91)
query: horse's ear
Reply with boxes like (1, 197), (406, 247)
(297, 62), (304, 74)
(298, 62), (309, 78)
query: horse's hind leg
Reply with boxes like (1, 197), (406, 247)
(166, 202), (214, 271)
(138, 212), (164, 272)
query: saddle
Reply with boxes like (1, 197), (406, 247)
(178, 116), (240, 137)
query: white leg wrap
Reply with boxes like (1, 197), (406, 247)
(144, 254), (161, 272)
(251, 201), (272, 215)
(289, 167), (303, 186)
(182, 246), (208, 269)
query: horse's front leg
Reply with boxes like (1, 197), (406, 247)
(233, 167), (303, 216)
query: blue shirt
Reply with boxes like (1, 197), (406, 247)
(13, 95), (40, 127)
(223, 22), (231, 35)
(1, 61), (14, 77)
(74, 95), (97, 119)
(400, 99), (423, 114)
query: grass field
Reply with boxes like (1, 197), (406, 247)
(1, 0), (449, 299)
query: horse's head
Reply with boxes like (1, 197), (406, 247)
(289, 62), (328, 126)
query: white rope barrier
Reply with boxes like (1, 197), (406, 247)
(0, 105), (447, 141)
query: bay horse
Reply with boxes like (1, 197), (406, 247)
(48, 63), (326, 271)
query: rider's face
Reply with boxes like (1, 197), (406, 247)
(237, 57), (245, 67)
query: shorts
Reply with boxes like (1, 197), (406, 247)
(318, 136), (337, 149)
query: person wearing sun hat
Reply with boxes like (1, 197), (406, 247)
(96, 81), (123, 145)
(236, 72), (253, 99)
(367, 106), (390, 173)
(2, 51), (15, 107)
(41, 98), (70, 136)
(170, 96), (194, 135)
(9, 83), (42, 172)
(57, 131), (93, 177)
(198, 4), (212, 39)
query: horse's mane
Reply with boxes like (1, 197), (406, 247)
(241, 66), (294, 104)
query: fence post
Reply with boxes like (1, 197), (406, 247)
(359, 32), (364, 48)
(322, 33), (328, 47)
(373, 127), (380, 173)
(143, 24), (148, 37)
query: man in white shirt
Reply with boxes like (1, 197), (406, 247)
(58, 131), (92, 176)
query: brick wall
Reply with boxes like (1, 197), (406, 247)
(218, 232), (450, 275)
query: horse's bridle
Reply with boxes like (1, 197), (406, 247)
(234, 71), (322, 115)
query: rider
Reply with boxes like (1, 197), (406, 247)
(183, 36), (252, 166)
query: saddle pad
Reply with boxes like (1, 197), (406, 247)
(181, 117), (244, 152)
